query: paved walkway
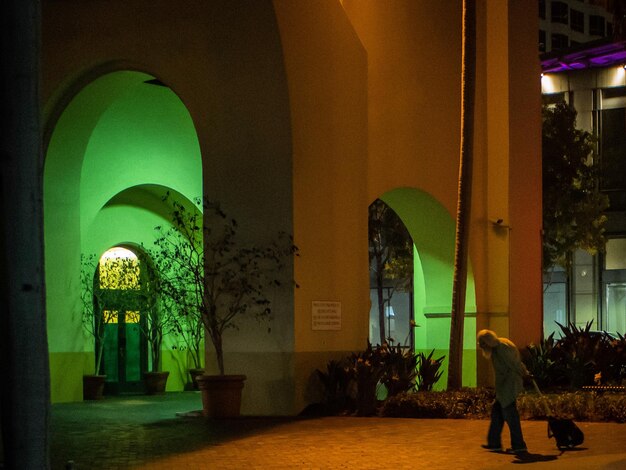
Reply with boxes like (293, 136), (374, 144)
(51, 392), (626, 469)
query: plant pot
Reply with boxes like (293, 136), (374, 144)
(143, 371), (170, 395)
(83, 374), (106, 400)
(188, 368), (205, 390)
(196, 374), (246, 418)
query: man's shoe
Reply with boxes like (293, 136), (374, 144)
(481, 444), (502, 452)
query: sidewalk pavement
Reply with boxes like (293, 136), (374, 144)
(51, 392), (626, 469)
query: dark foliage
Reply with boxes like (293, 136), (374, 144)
(381, 388), (495, 419)
(379, 342), (419, 397)
(542, 102), (609, 271)
(416, 350), (445, 391)
(522, 332), (559, 390)
(523, 321), (626, 389)
(315, 343), (444, 416)
(381, 388), (626, 423)
(150, 193), (298, 375)
(315, 359), (353, 415)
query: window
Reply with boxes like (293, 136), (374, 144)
(600, 107), (626, 205)
(551, 33), (569, 51)
(572, 250), (599, 328)
(542, 92), (567, 106)
(603, 239), (626, 333)
(605, 282), (626, 333)
(589, 15), (606, 36)
(99, 247), (140, 290)
(570, 9), (584, 33)
(543, 266), (568, 338)
(606, 239), (626, 270)
(539, 30), (546, 52)
(551, 1), (568, 24)
(539, 0), (546, 20)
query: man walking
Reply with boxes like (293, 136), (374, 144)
(477, 329), (529, 454)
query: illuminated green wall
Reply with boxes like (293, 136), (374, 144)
(45, 71), (202, 402)
(381, 187), (477, 387)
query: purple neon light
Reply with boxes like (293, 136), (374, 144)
(541, 40), (626, 73)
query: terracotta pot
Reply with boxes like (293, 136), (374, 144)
(188, 368), (205, 390)
(143, 371), (170, 395)
(196, 374), (246, 418)
(83, 374), (106, 400)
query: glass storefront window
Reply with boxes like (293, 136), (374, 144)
(543, 281), (567, 338)
(369, 288), (412, 347)
(605, 283), (626, 333)
(606, 238), (626, 270)
(572, 249), (599, 327)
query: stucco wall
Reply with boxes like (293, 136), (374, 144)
(41, 0), (542, 410)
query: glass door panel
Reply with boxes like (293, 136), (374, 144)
(606, 283), (626, 334)
(103, 320), (119, 381)
(124, 311), (142, 382)
(100, 309), (146, 394)
(543, 282), (567, 338)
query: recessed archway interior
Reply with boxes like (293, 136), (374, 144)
(368, 187), (477, 388)
(44, 70), (203, 401)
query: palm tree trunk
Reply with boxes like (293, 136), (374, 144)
(448, 0), (476, 390)
(0, 0), (50, 467)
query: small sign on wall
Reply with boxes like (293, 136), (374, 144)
(311, 301), (341, 330)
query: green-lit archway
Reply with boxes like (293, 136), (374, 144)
(44, 70), (202, 402)
(377, 187), (477, 387)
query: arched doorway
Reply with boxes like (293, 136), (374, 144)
(368, 187), (478, 388)
(368, 199), (414, 349)
(92, 246), (149, 394)
(44, 70), (203, 402)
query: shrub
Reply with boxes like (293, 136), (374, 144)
(381, 388), (626, 422)
(314, 343), (445, 416)
(316, 359), (353, 415)
(415, 350), (445, 391)
(523, 333), (561, 389)
(518, 391), (595, 421)
(595, 394), (626, 423)
(379, 343), (419, 398)
(522, 321), (626, 390)
(348, 344), (385, 416)
(381, 392), (448, 418)
(380, 388), (494, 419)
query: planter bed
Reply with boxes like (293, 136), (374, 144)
(379, 388), (626, 423)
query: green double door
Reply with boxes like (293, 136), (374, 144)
(101, 310), (147, 394)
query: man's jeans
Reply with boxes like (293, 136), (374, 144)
(487, 400), (527, 450)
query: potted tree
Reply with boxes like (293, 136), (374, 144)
(80, 254), (109, 400)
(131, 256), (179, 395)
(151, 193), (297, 417)
(172, 303), (204, 390)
